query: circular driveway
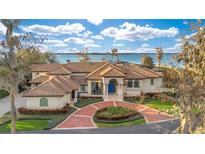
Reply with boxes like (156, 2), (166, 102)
(56, 101), (175, 129)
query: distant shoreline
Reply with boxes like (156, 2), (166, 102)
(53, 52), (179, 55)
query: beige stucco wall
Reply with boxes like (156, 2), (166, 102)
(32, 72), (48, 79)
(71, 73), (88, 77)
(25, 93), (71, 110)
(124, 78), (162, 96)
(143, 78), (162, 93)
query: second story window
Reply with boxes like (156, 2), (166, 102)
(150, 79), (154, 85)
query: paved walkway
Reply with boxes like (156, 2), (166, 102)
(16, 119), (180, 134)
(0, 95), (26, 116)
(56, 101), (175, 129)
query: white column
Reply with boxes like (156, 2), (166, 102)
(74, 90), (78, 103)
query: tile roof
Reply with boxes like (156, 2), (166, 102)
(22, 75), (80, 97)
(30, 75), (49, 83)
(71, 77), (87, 85)
(49, 66), (71, 75)
(30, 64), (60, 72)
(100, 67), (126, 77)
(87, 63), (126, 79)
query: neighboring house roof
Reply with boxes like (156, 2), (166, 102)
(30, 75), (49, 83)
(22, 75), (80, 97)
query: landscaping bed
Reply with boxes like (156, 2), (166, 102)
(0, 106), (77, 133)
(93, 106), (145, 128)
(74, 97), (103, 108)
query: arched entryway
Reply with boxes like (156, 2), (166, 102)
(108, 79), (117, 95)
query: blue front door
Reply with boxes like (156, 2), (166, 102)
(108, 82), (116, 93)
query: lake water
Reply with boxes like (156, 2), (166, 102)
(55, 53), (179, 65)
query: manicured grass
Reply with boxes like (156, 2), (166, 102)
(145, 100), (173, 110)
(0, 119), (49, 132)
(74, 98), (103, 108)
(0, 106), (77, 133)
(0, 89), (9, 99)
(124, 98), (140, 103)
(95, 118), (146, 128)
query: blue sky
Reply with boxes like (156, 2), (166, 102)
(0, 19), (199, 53)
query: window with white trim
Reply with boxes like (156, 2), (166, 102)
(128, 80), (140, 88)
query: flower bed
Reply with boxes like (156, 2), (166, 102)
(18, 104), (69, 114)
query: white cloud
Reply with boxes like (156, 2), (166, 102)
(87, 19), (103, 25)
(34, 44), (48, 52)
(84, 43), (101, 48)
(64, 37), (94, 44)
(165, 43), (182, 53)
(45, 39), (63, 44)
(136, 47), (154, 53)
(135, 43), (182, 53)
(77, 31), (92, 38)
(21, 22), (85, 35)
(45, 39), (68, 48)
(113, 43), (124, 47)
(53, 43), (68, 48)
(91, 35), (104, 40)
(101, 22), (179, 41)
(141, 43), (149, 47)
(0, 22), (6, 35)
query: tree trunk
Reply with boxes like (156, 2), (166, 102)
(9, 91), (16, 134)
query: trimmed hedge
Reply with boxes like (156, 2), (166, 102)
(18, 104), (70, 114)
(74, 97), (103, 108)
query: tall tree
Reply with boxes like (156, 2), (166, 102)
(141, 54), (154, 68)
(76, 47), (90, 62)
(0, 19), (22, 133)
(167, 21), (205, 133)
(0, 19), (57, 133)
(155, 47), (164, 66)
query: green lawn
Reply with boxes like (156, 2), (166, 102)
(74, 98), (103, 108)
(124, 98), (140, 103)
(0, 89), (9, 99)
(0, 119), (49, 132)
(0, 106), (77, 133)
(145, 100), (174, 110)
(95, 118), (146, 128)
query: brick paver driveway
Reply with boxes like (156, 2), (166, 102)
(56, 101), (175, 129)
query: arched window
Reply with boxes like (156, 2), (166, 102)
(40, 97), (48, 106)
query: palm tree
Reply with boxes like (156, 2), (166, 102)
(155, 47), (164, 67)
